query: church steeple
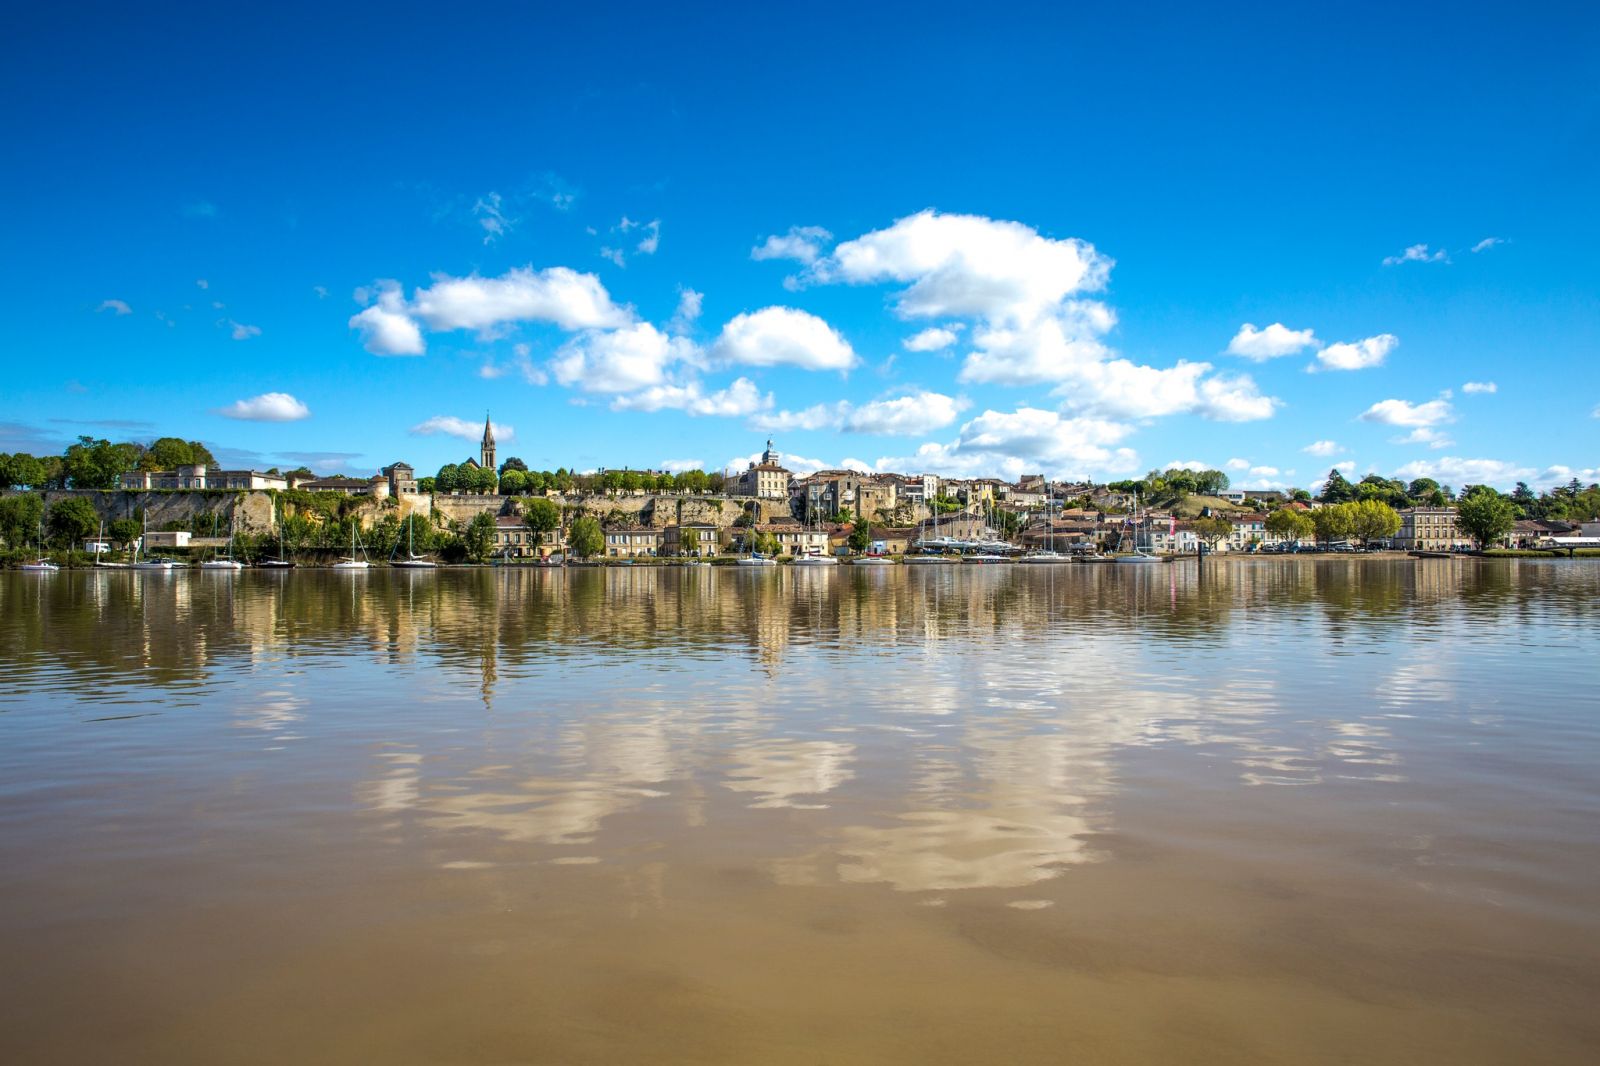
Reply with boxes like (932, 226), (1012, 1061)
(480, 412), (496, 472)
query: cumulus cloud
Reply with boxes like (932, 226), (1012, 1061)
(753, 391), (966, 436)
(1312, 333), (1398, 372)
(660, 458), (704, 473)
(549, 321), (701, 394)
(751, 225), (833, 264)
(410, 415), (514, 442)
(710, 306), (857, 371)
(217, 392), (310, 421)
(349, 283), (426, 355)
(610, 377), (770, 418)
(902, 326), (962, 352)
(1471, 237), (1504, 253)
(1165, 460), (1209, 472)
(1538, 465), (1600, 487)
(873, 406), (1139, 480)
(1392, 427), (1453, 449)
(350, 266), (633, 356)
(229, 321), (262, 341)
(635, 219), (661, 255)
(1360, 396), (1454, 427)
(1462, 381), (1497, 394)
(670, 287), (703, 332)
(96, 299), (132, 315)
(1226, 322), (1318, 361)
(798, 211), (1277, 422)
(1225, 457), (1250, 471)
(1383, 244), (1449, 266)
(1391, 456), (1533, 489)
(1303, 440), (1343, 456)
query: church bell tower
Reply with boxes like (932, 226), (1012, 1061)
(480, 412), (496, 472)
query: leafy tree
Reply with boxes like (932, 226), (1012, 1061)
(1265, 508), (1314, 543)
(1311, 504), (1355, 545)
(47, 497), (101, 546)
(1456, 487), (1516, 549)
(108, 517), (142, 550)
(523, 498), (561, 545)
(61, 436), (133, 489)
(139, 437), (214, 470)
(849, 518), (872, 553)
(1349, 499), (1402, 546)
(464, 511), (499, 562)
(435, 463), (461, 493)
(1318, 468), (1357, 504)
(931, 493), (964, 514)
(396, 512), (433, 552)
(466, 463), (498, 493)
(499, 468), (528, 495)
(498, 456), (528, 475)
(285, 466), (315, 482)
(0, 493), (45, 548)
(567, 515), (604, 559)
(417, 476), (436, 493)
(0, 452), (50, 489)
(1190, 515), (1234, 549)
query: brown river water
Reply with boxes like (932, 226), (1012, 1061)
(1, 559), (1597, 1064)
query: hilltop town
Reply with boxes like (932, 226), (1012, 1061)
(2, 418), (1598, 565)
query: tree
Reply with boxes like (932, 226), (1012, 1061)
(435, 463), (461, 493)
(108, 517), (142, 550)
(47, 497), (101, 547)
(61, 436), (133, 489)
(417, 476), (436, 493)
(1348, 499), (1401, 546)
(0, 493), (45, 548)
(849, 517), (872, 554)
(523, 498), (561, 548)
(1311, 504), (1355, 545)
(1456, 487), (1516, 549)
(1318, 468), (1356, 504)
(140, 437), (211, 470)
(1190, 515), (1234, 550)
(464, 511), (499, 562)
(0, 452), (49, 490)
(499, 469), (528, 495)
(567, 515), (604, 559)
(498, 456), (528, 475)
(396, 512), (433, 553)
(1265, 508), (1314, 543)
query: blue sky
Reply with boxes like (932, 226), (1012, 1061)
(2, 2), (1597, 489)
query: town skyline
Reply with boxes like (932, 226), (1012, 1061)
(3, 6), (1597, 491)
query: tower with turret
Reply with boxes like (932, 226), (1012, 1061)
(480, 413), (496, 472)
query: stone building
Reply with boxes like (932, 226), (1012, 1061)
(733, 440), (791, 499)
(121, 464), (287, 490)
(1395, 507), (1464, 551)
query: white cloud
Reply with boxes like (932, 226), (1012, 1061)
(1226, 322), (1318, 361)
(217, 392), (310, 422)
(1392, 427), (1453, 449)
(902, 326), (961, 352)
(195, 279), (209, 290)
(599, 246), (626, 268)
(635, 219), (660, 255)
(1462, 381), (1497, 394)
(550, 322), (701, 394)
(1303, 440), (1343, 456)
(1360, 396), (1454, 427)
(799, 211), (1277, 422)
(660, 458), (704, 473)
(1312, 333), (1398, 372)
(751, 225), (832, 265)
(1382, 244), (1449, 266)
(1538, 465), (1600, 488)
(1391, 456), (1534, 489)
(473, 192), (515, 244)
(839, 457), (874, 474)
(410, 415), (514, 442)
(349, 283), (426, 355)
(1225, 457), (1250, 471)
(229, 321), (261, 341)
(711, 306), (857, 371)
(610, 377), (770, 418)
(410, 266), (632, 333)
(1165, 460), (1209, 472)
(1471, 237), (1504, 253)
(753, 391), (966, 436)
(96, 299), (131, 315)
(670, 287), (703, 332)
(873, 407), (1138, 480)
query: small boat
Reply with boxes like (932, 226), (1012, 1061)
(853, 554), (896, 565)
(903, 553), (957, 565)
(1017, 551), (1072, 564)
(1075, 553), (1113, 564)
(963, 553), (1011, 564)
(737, 554), (778, 567)
(332, 524), (371, 570)
(19, 518), (58, 570)
(129, 514), (175, 569)
(1115, 552), (1160, 564)
(261, 498), (295, 567)
(792, 553), (838, 567)
(200, 514), (243, 569)
(390, 519), (437, 569)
